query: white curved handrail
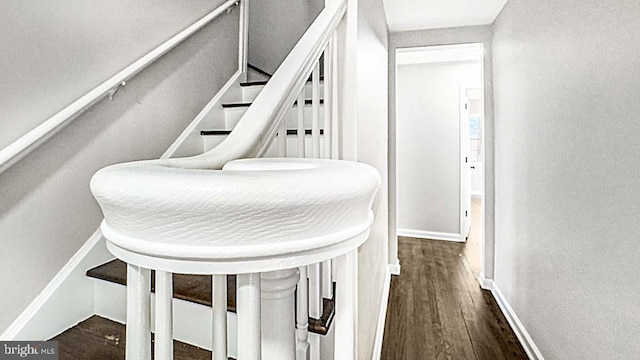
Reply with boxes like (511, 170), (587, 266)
(163, 0), (347, 170)
(0, 0), (239, 175)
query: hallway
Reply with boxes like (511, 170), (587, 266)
(381, 198), (527, 359)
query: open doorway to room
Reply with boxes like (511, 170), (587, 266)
(395, 43), (485, 277)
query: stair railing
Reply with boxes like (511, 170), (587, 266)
(93, 0), (362, 359)
(164, 2), (350, 358)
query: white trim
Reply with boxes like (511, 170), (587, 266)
(396, 43), (483, 65)
(477, 273), (493, 290)
(161, 70), (242, 159)
(0, 0), (239, 175)
(492, 284), (544, 360)
(397, 229), (463, 242)
(389, 263), (401, 276)
(371, 266), (392, 360)
(0, 230), (113, 341)
(238, 0), (249, 74)
(471, 190), (483, 196)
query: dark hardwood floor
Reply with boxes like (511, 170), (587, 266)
(381, 198), (528, 360)
(51, 316), (218, 360)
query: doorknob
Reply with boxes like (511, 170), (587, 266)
(470, 166), (475, 169)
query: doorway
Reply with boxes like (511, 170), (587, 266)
(394, 43), (486, 276)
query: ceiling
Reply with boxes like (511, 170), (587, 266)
(382, 0), (509, 32)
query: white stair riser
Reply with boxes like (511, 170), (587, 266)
(92, 279), (332, 359)
(203, 134), (327, 155)
(225, 103), (325, 130)
(242, 83), (324, 103)
(93, 280), (238, 356)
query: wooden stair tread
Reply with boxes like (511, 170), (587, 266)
(240, 77), (324, 87)
(87, 259), (333, 335)
(201, 128), (324, 136)
(87, 259), (236, 311)
(50, 315), (229, 360)
(222, 98), (324, 108)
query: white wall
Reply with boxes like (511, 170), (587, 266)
(248, 0), (324, 74)
(355, 0), (389, 358)
(492, 0), (640, 358)
(389, 25), (495, 278)
(0, 0), (228, 151)
(0, 6), (239, 333)
(396, 60), (480, 235)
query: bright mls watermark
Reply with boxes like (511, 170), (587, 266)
(0, 342), (57, 359)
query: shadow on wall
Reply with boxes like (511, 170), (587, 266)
(0, 13), (239, 332)
(248, 0), (324, 74)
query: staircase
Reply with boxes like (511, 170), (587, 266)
(8, 0), (368, 359)
(201, 75), (326, 156)
(49, 69), (336, 358)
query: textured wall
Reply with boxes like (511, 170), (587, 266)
(248, 0), (323, 74)
(492, 0), (640, 358)
(0, 0), (228, 150)
(356, 0), (389, 358)
(0, 4), (239, 332)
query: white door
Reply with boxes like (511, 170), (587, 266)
(460, 87), (472, 240)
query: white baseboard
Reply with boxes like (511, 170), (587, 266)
(492, 284), (544, 360)
(371, 266), (392, 360)
(477, 274), (493, 290)
(0, 230), (113, 340)
(389, 262), (401, 276)
(397, 229), (463, 242)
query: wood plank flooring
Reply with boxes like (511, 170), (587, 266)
(381, 198), (527, 360)
(51, 316), (219, 360)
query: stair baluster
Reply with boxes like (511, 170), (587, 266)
(155, 271), (174, 360)
(237, 273), (262, 360)
(278, 119), (287, 157)
(311, 64), (321, 158)
(296, 266), (311, 360)
(126, 264), (152, 360)
(297, 89), (306, 158)
(213, 274), (228, 360)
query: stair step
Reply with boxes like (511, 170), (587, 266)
(222, 98), (324, 109)
(200, 129), (325, 136)
(87, 259), (333, 335)
(240, 77), (325, 88)
(50, 315), (229, 360)
(87, 259), (236, 311)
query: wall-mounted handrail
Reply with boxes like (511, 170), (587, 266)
(0, 0), (240, 175)
(163, 0), (347, 170)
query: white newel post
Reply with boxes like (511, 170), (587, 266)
(260, 269), (300, 360)
(126, 264), (152, 360)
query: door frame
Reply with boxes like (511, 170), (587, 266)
(459, 85), (472, 241)
(390, 41), (494, 289)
